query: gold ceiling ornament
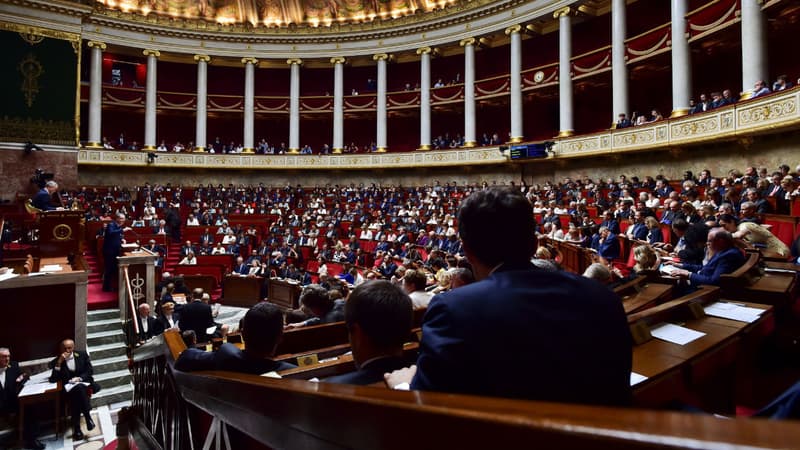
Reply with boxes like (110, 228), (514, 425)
(87, 40), (107, 50)
(553, 6), (572, 19)
(18, 53), (44, 108)
(504, 24), (521, 35)
(416, 46), (431, 55)
(459, 37), (475, 46)
(286, 58), (303, 65)
(142, 49), (161, 57)
(372, 53), (389, 61)
(19, 32), (45, 45)
(241, 57), (259, 65)
(330, 56), (346, 64)
(193, 54), (211, 62)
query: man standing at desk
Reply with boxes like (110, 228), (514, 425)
(31, 180), (59, 211)
(0, 347), (43, 449)
(103, 213), (131, 292)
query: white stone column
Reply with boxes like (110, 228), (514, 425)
(670, 0), (691, 117)
(505, 26), (523, 143)
(417, 47), (432, 150)
(556, 7), (574, 137)
(460, 38), (477, 147)
(331, 57), (345, 154)
(142, 49), (159, 151)
(374, 53), (389, 153)
(740, 0), (768, 99)
(86, 41), (106, 148)
(611, 0), (629, 127)
(241, 57), (258, 153)
(193, 54), (211, 152)
(287, 58), (302, 154)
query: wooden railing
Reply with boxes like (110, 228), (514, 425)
(126, 330), (800, 450)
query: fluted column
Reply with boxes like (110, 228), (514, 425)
(331, 57), (345, 154)
(241, 57), (258, 153)
(86, 41), (106, 148)
(611, 0), (629, 127)
(142, 49), (160, 150)
(417, 47), (432, 150)
(740, 0), (768, 100)
(555, 7), (574, 137)
(374, 53), (389, 153)
(460, 38), (477, 147)
(287, 58), (302, 154)
(670, 0), (691, 117)
(193, 54), (211, 152)
(505, 25), (523, 143)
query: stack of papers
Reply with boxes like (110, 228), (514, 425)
(0, 271), (18, 282)
(650, 323), (706, 345)
(704, 302), (765, 323)
(18, 370), (58, 398)
(658, 264), (680, 276)
(630, 372), (648, 386)
(40, 264), (63, 272)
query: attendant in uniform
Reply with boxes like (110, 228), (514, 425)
(48, 339), (101, 441)
(0, 347), (44, 449)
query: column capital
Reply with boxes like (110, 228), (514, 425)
(286, 58), (303, 66)
(87, 40), (106, 50)
(416, 46), (432, 55)
(241, 57), (259, 66)
(504, 24), (521, 35)
(142, 49), (160, 58)
(372, 53), (389, 61)
(194, 54), (211, 63)
(330, 56), (346, 65)
(553, 6), (573, 19)
(459, 37), (476, 47)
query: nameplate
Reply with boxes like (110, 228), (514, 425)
(297, 354), (319, 367)
(629, 321), (652, 345)
(687, 301), (705, 319)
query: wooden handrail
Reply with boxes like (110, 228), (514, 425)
(124, 266), (140, 336)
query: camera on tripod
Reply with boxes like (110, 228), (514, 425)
(30, 168), (54, 189)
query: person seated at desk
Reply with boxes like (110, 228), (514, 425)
(129, 303), (164, 345)
(233, 256), (249, 275)
(644, 216), (664, 245)
(665, 228), (746, 287)
(324, 281), (413, 386)
(402, 269), (433, 310)
(718, 214), (790, 257)
(158, 301), (180, 331)
(178, 251), (197, 265)
(142, 239), (165, 268)
(211, 243), (227, 255)
(48, 339), (101, 441)
(175, 302), (297, 374)
(285, 284), (345, 329)
(31, 180), (60, 211)
(594, 226), (621, 261)
(0, 347), (44, 450)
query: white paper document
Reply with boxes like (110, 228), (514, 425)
(704, 302), (764, 323)
(40, 264), (63, 272)
(650, 323), (706, 345)
(0, 271), (19, 282)
(658, 264), (680, 276)
(205, 326), (217, 335)
(629, 372), (648, 386)
(64, 381), (91, 392)
(18, 381), (58, 397)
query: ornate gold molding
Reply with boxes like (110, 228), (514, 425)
(193, 54), (211, 63)
(373, 53), (389, 61)
(142, 49), (161, 57)
(241, 57), (259, 65)
(87, 40), (107, 50)
(504, 24), (521, 35)
(416, 47), (432, 55)
(508, 136), (523, 143)
(459, 37), (476, 47)
(553, 7), (572, 19)
(286, 58), (303, 65)
(330, 57), (346, 65)
(0, 22), (80, 43)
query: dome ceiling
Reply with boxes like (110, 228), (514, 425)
(96, 0), (470, 28)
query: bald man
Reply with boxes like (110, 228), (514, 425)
(48, 339), (101, 440)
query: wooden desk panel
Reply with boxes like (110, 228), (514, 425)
(223, 275), (263, 307)
(268, 278), (302, 310)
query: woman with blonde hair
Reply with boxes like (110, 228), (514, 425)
(633, 245), (660, 273)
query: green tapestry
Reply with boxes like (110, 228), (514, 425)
(0, 26), (79, 146)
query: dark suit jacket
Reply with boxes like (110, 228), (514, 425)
(175, 343), (296, 374)
(157, 312), (180, 331)
(179, 300), (216, 341)
(630, 223), (648, 241)
(234, 264), (249, 275)
(103, 222), (124, 256)
(137, 315), (164, 341)
(647, 227), (664, 245)
(598, 236), (621, 260)
(324, 355), (409, 386)
(684, 247), (746, 286)
(411, 262), (632, 406)
(48, 351), (101, 393)
(0, 361), (23, 413)
(32, 188), (56, 211)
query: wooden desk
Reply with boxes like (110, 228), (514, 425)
(18, 381), (62, 442)
(268, 278), (302, 310)
(223, 275), (263, 307)
(618, 282), (673, 314)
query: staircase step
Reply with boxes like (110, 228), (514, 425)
(94, 368), (132, 387)
(88, 318), (123, 333)
(89, 342), (128, 360)
(88, 329), (126, 346)
(93, 355), (129, 373)
(88, 309), (121, 321)
(92, 383), (133, 407)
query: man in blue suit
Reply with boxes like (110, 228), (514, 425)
(325, 281), (412, 386)
(175, 302), (296, 374)
(31, 180), (59, 211)
(102, 213), (130, 292)
(669, 227), (745, 287)
(386, 188), (632, 406)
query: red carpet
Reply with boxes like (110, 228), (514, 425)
(85, 253), (118, 310)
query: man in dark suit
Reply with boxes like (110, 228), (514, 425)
(627, 210), (649, 241)
(1, 347), (43, 449)
(325, 281), (413, 386)
(669, 228), (746, 287)
(103, 213), (130, 292)
(179, 289), (217, 342)
(31, 180), (59, 211)
(385, 188), (632, 406)
(48, 339), (101, 440)
(596, 226), (621, 261)
(746, 188), (773, 215)
(175, 302), (296, 374)
(233, 256), (249, 275)
(129, 303), (164, 345)
(180, 240), (197, 257)
(143, 239), (165, 268)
